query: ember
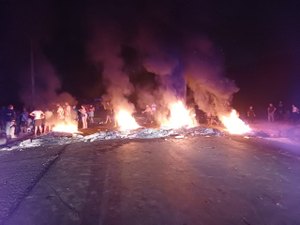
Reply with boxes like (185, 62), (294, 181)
(161, 101), (197, 129)
(116, 109), (140, 131)
(220, 109), (251, 135)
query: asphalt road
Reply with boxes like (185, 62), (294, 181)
(1, 135), (300, 225)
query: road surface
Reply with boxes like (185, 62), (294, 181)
(1, 135), (300, 225)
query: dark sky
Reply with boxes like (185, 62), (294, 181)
(0, 0), (300, 112)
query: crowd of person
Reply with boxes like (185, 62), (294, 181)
(246, 101), (300, 123)
(1, 99), (299, 140)
(0, 103), (96, 139)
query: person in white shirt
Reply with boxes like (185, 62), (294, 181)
(30, 109), (45, 136)
(78, 105), (88, 129)
(44, 109), (54, 133)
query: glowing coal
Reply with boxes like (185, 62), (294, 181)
(220, 109), (251, 135)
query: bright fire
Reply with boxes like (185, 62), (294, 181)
(52, 122), (78, 133)
(220, 109), (251, 135)
(161, 101), (198, 129)
(116, 109), (140, 131)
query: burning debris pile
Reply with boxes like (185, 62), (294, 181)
(85, 28), (253, 137)
(1, 97), (254, 152)
(83, 126), (222, 142)
(219, 109), (251, 135)
(3, 121), (300, 152)
(0, 127), (223, 151)
(12, 23), (253, 143)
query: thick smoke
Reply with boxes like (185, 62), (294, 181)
(20, 51), (76, 108)
(87, 23), (238, 120)
(134, 29), (184, 113)
(183, 38), (239, 116)
(134, 29), (238, 118)
(87, 25), (136, 114)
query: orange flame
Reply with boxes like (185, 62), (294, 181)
(161, 100), (198, 129)
(220, 109), (251, 135)
(116, 109), (140, 131)
(52, 122), (78, 133)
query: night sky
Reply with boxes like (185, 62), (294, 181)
(0, 0), (299, 115)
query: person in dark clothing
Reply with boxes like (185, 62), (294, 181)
(5, 104), (17, 138)
(247, 106), (256, 123)
(103, 101), (114, 124)
(0, 106), (6, 132)
(267, 103), (276, 122)
(277, 101), (285, 121)
(19, 107), (29, 133)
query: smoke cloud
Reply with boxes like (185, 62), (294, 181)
(183, 37), (239, 116)
(134, 29), (238, 118)
(133, 28), (185, 119)
(20, 50), (76, 108)
(87, 24), (136, 114)
(87, 23), (239, 120)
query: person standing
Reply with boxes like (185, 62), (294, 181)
(247, 106), (256, 123)
(291, 104), (300, 123)
(277, 101), (285, 121)
(30, 109), (45, 136)
(72, 105), (79, 121)
(88, 104), (95, 124)
(0, 106), (6, 132)
(56, 104), (64, 120)
(267, 103), (276, 122)
(44, 109), (54, 133)
(4, 104), (16, 138)
(64, 102), (72, 122)
(19, 107), (29, 134)
(103, 101), (113, 124)
(79, 105), (88, 129)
